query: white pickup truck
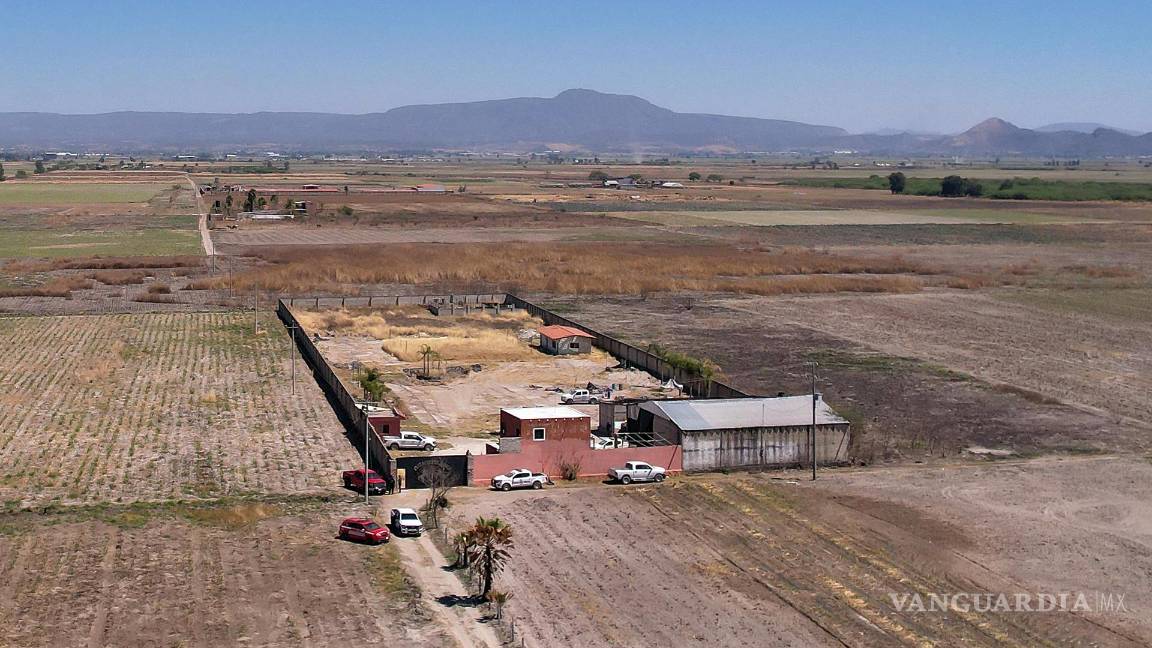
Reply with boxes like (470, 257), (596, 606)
(490, 468), (549, 491)
(382, 431), (437, 451)
(608, 461), (667, 484)
(560, 388), (602, 404)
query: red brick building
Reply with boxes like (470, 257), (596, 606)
(366, 405), (406, 437)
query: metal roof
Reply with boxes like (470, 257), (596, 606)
(640, 397), (847, 431)
(502, 406), (590, 420)
(537, 325), (594, 340)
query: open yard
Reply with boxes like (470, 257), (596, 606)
(296, 305), (666, 437)
(0, 311), (359, 507)
(450, 455), (1151, 647)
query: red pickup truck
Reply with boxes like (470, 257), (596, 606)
(342, 469), (388, 495)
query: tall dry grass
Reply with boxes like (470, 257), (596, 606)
(0, 276), (94, 299)
(296, 307), (543, 363)
(187, 243), (931, 296)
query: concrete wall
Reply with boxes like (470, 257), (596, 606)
(471, 438), (682, 485)
(680, 424), (850, 472)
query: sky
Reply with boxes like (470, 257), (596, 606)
(3, 1), (1150, 134)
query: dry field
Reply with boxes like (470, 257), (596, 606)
(450, 456), (1152, 647)
(0, 311), (359, 507)
(546, 292), (1150, 460)
(0, 501), (451, 648)
(191, 242), (929, 297)
(718, 289), (1152, 428)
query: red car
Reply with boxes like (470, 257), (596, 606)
(338, 517), (390, 544)
(342, 468), (388, 495)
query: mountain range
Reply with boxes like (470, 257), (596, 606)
(0, 89), (1149, 157)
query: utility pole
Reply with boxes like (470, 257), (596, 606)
(363, 405), (371, 505)
(288, 324), (297, 395)
(253, 283), (259, 335)
(228, 256), (233, 298)
(810, 361), (818, 481)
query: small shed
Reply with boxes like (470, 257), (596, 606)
(637, 396), (850, 471)
(364, 405), (406, 438)
(499, 406), (591, 453)
(537, 325), (593, 355)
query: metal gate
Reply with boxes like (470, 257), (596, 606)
(395, 454), (470, 489)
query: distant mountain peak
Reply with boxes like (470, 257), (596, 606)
(966, 117), (1020, 133)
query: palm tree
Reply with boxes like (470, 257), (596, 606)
(467, 517), (513, 598)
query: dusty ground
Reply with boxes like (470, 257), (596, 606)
(0, 311), (360, 507)
(387, 359), (664, 436)
(0, 500), (452, 648)
(719, 289), (1152, 427)
(544, 292), (1151, 460)
(451, 456), (1151, 647)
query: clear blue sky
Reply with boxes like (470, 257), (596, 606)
(3, 0), (1149, 133)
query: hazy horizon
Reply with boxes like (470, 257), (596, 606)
(3, 0), (1150, 133)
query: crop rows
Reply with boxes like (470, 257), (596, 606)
(0, 311), (360, 507)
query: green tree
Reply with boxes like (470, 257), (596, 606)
(34, 160), (46, 174)
(358, 367), (385, 402)
(706, 173), (723, 183)
(243, 188), (257, 211)
(887, 172), (906, 194)
(15, 169), (28, 179)
(0, 163), (5, 181)
(687, 171), (701, 181)
(588, 170), (609, 182)
(467, 517), (513, 598)
(940, 175), (965, 197)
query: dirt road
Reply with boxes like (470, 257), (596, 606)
(184, 175), (214, 256)
(386, 491), (502, 648)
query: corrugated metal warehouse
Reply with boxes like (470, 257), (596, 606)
(636, 397), (850, 471)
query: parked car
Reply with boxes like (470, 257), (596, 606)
(342, 468), (389, 495)
(490, 468), (549, 491)
(390, 508), (424, 536)
(560, 388), (601, 404)
(608, 461), (667, 484)
(338, 517), (390, 544)
(383, 431), (437, 451)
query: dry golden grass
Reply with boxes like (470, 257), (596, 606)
(86, 269), (150, 285)
(186, 242), (931, 296)
(296, 306), (543, 363)
(0, 276), (94, 298)
(4, 255), (203, 272)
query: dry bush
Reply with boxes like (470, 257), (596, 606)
(187, 243), (931, 297)
(146, 282), (171, 294)
(133, 292), (176, 303)
(87, 270), (150, 285)
(945, 274), (1001, 290)
(1061, 264), (1139, 279)
(51, 254), (202, 269)
(0, 276), (94, 299)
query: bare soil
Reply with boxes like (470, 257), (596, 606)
(451, 456), (1152, 647)
(543, 293), (1151, 460)
(0, 311), (360, 507)
(0, 502), (451, 648)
